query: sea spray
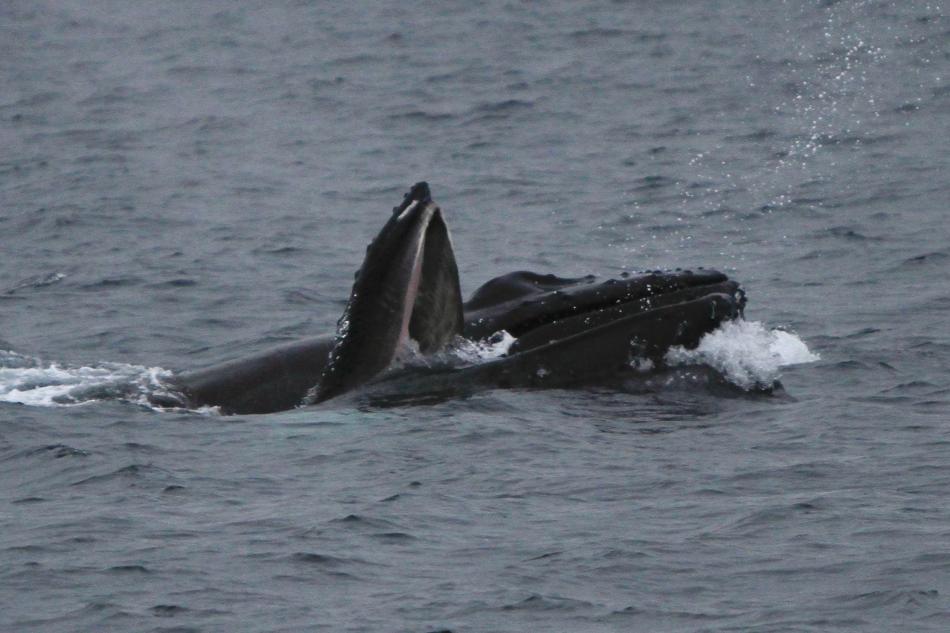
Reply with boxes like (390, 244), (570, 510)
(665, 320), (819, 390)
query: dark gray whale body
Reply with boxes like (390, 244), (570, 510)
(164, 183), (746, 414)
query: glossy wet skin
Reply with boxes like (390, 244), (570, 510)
(169, 271), (743, 413)
(166, 185), (746, 414)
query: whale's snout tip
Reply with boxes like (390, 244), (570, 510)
(407, 181), (431, 203)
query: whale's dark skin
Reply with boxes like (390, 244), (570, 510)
(162, 184), (746, 414)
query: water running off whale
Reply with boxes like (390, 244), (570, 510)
(0, 183), (817, 413)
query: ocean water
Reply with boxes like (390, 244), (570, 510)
(2, 1), (948, 631)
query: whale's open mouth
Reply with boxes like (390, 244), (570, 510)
(311, 184), (750, 402)
(310, 182), (464, 403)
(165, 182), (755, 413)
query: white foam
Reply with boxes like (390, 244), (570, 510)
(0, 350), (176, 409)
(630, 356), (656, 373)
(665, 320), (819, 389)
(453, 330), (516, 362)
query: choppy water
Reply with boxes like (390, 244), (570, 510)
(2, 1), (948, 631)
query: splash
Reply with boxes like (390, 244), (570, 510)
(453, 330), (516, 362)
(0, 350), (179, 409)
(665, 320), (819, 390)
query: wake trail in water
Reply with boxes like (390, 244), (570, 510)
(0, 350), (178, 410)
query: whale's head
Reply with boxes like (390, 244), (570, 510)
(309, 182), (464, 403)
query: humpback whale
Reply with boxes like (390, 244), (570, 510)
(161, 183), (745, 414)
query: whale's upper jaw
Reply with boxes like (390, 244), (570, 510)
(309, 182), (463, 403)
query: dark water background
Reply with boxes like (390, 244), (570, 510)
(2, 1), (948, 631)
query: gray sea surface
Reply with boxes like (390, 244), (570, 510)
(2, 1), (949, 631)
